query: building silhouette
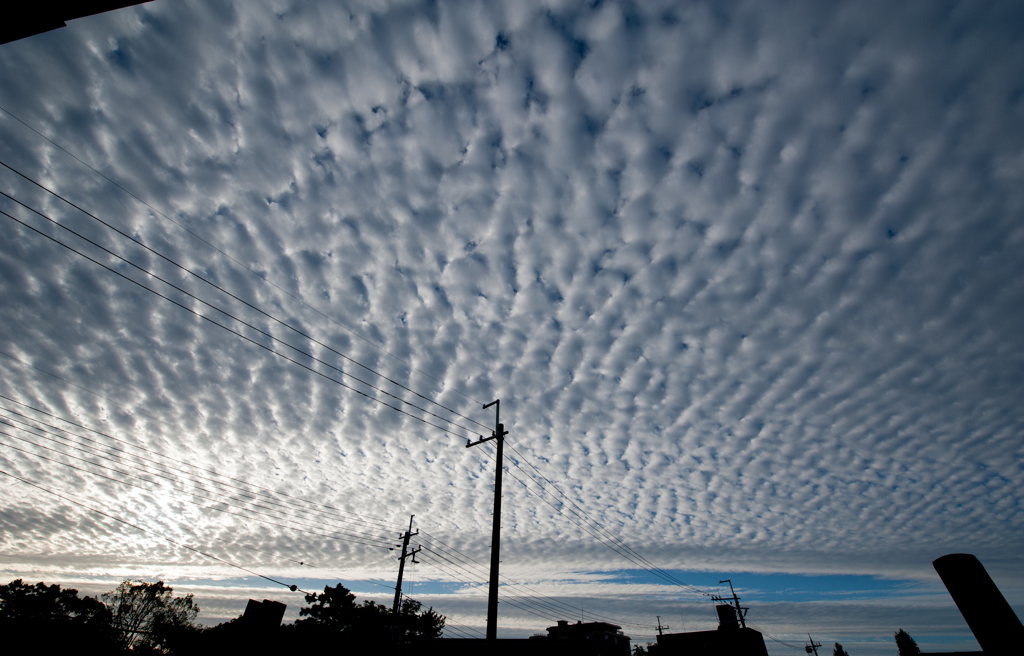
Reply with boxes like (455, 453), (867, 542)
(655, 603), (769, 656)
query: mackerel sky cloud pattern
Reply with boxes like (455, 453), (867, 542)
(0, 1), (1022, 652)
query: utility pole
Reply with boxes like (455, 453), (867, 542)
(466, 399), (507, 641)
(719, 579), (747, 629)
(805, 634), (822, 656)
(391, 515), (420, 640)
(656, 616), (670, 636)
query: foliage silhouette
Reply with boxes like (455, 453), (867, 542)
(833, 641), (850, 656)
(0, 579), (119, 652)
(286, 583), (444, 651)
(895, 629), (921, 655)
(2, 577), (443, 654)
(103, 579), (200, 652)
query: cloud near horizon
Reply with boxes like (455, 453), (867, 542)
(1, 0), (1022, 651)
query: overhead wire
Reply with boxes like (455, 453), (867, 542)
(746, 623), (807, 650)
(0, 407), (421, 595)
(463, 441), (706, 594)
(0, 349), (183, 434)
(502, 462), (695, 590)
(0, 106), (485, 409)
(0, 392), (405, 534)
(414, 548), (561, 625)
(0, 190), (484, 440)
(503, 441), (705, 592)
(417, 531), (660, 629)
(0, 203), (473, 439)
(417, 547), (592, 624)
(414, 529), (659, 630)
(0, 405), (399, 536)
(1, 157), (706, 598)
(0, 161), (490, 434)
(0, 390), (659, 630)
(417, 545), (584, 621)
(2, 428), (459, 631)
(0, 467), (310, 594)
(0, 140), (725, 631)
(0, 385), (661, 630)
(0, 401), (403, 540)
(0, 112), (723, 599)
(0, 427), (397, 550)
(441, 624), (481, 639)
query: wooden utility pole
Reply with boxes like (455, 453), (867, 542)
(805, 634), (822, 655)
(719, 579), (747, 628)
(466, 399), (507, 641)
(391, 515), (420, 640)
(657, 616), (670, 636)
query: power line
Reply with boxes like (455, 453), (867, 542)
(0, 387), (671, 630)
(746, 623), (807, 650)
(2, 433), (458, 633)
(0, 426), (395, 555)
(415, 549), (562, 625)
(0, 204), (473, 438)
(0, 189), (484, 439)
(0, 402), (402, 541)
(418, 547), (578, 623)
(415, 547), (554, 621)
(0, 211), (704, 628)
(0, 106), (486, 410)
(442, 623), (483, 639)
(502, 462), (689, 589)
(417, 533), (659, 629)
(2, 148), (702, 594)
(0, 467), (310, 594)
(0, 141), (714, 627)
(416, 542), (658, 630)
(0, 379), (632, 626)
(503, 440), (705, 592)
(0, 159), (489, 434)
(0, 349), (183, 434)
(0, 428), (396, 550)
(0, 393), (405, 534)
(463, 441), (705, 594)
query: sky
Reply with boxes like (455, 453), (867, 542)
(0, 0), (1022, 653)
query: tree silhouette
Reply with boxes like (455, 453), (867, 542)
(292, 583), (444, 648)
(396, 596), (445, 641)
(103, 579), (199, 651)
(895, 629), (921, 655)
(0, 579), (117, 650)
(297, 583), (360, 629)
(833, 641), (851, 656)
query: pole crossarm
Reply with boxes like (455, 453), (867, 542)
(466, 434), (498, 447)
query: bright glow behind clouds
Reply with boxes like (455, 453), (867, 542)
(0, 0), (1022, 651)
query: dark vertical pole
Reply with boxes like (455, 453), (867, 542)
(719, 579), (746, 629)
(392, 515), (415, 616)
(466, 399), (508, 642)
(486, 400), (503, 641)
(391, 515), (419, 643)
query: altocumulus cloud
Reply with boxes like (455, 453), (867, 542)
(0, 0), (1022, 651)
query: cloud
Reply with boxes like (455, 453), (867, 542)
(1, 0), (1023, 652)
